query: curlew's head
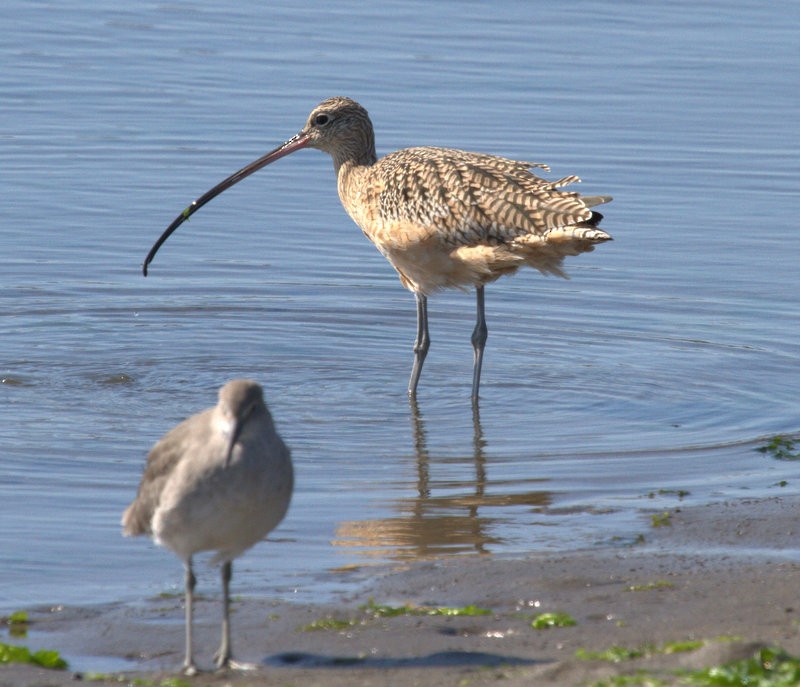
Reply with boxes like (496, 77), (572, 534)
(142, 97), (375, 276)
(298, 97), (376, 167)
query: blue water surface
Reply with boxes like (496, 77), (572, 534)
(1, 0), (798, 611)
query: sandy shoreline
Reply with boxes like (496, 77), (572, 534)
(3, 494), (799, 686)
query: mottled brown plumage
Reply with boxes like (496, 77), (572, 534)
(144, 97), (612, 400)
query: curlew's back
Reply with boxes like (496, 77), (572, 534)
(337, 145), (611, 294)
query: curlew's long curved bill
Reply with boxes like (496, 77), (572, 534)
(143, 131), (311, 276)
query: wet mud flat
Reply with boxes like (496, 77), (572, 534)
(3, 495), (799, 687)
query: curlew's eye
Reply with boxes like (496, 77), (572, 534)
(313, 113), (330, 126)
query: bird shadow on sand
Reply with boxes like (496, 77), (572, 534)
(269, 650), (546, 669)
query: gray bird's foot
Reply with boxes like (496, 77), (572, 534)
(214, 653), (257, 672)
(213, 651), (231, 671)
(229, 659), (258, 671)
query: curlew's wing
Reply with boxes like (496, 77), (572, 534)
(121, 408), (214, 537)
(374, 146), (611, 247)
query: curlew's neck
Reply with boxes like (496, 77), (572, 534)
(330, 139), (377, 177)
(335, 150), (378, 229)
(332, 136), (377, 216)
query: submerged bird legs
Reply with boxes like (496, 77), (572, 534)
(409, 285), (487, 402)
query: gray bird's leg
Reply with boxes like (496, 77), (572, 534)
(408, 292), (430, 397)
(214, 561), (233, 669)
(183, 558), (198, 675)
(471, 286), (487, 401)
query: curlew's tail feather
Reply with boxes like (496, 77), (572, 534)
(581, 195), (613, 209)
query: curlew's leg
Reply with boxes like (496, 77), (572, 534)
(183, 558), (198, 675)
(408, 292), (430, 397)
(214, 561), (233, 669)
(471, 286), (487, 401)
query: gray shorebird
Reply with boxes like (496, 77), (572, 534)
(122, 379), (293, 674)
(144, 97), (612, 400)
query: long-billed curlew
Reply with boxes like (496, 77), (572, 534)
(122, 379), (293, 674)
(144, 97), (612, 400)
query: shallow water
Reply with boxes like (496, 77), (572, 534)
(1, 1), (799, 611)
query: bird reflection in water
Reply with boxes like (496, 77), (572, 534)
(332, 401), (552, 561)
